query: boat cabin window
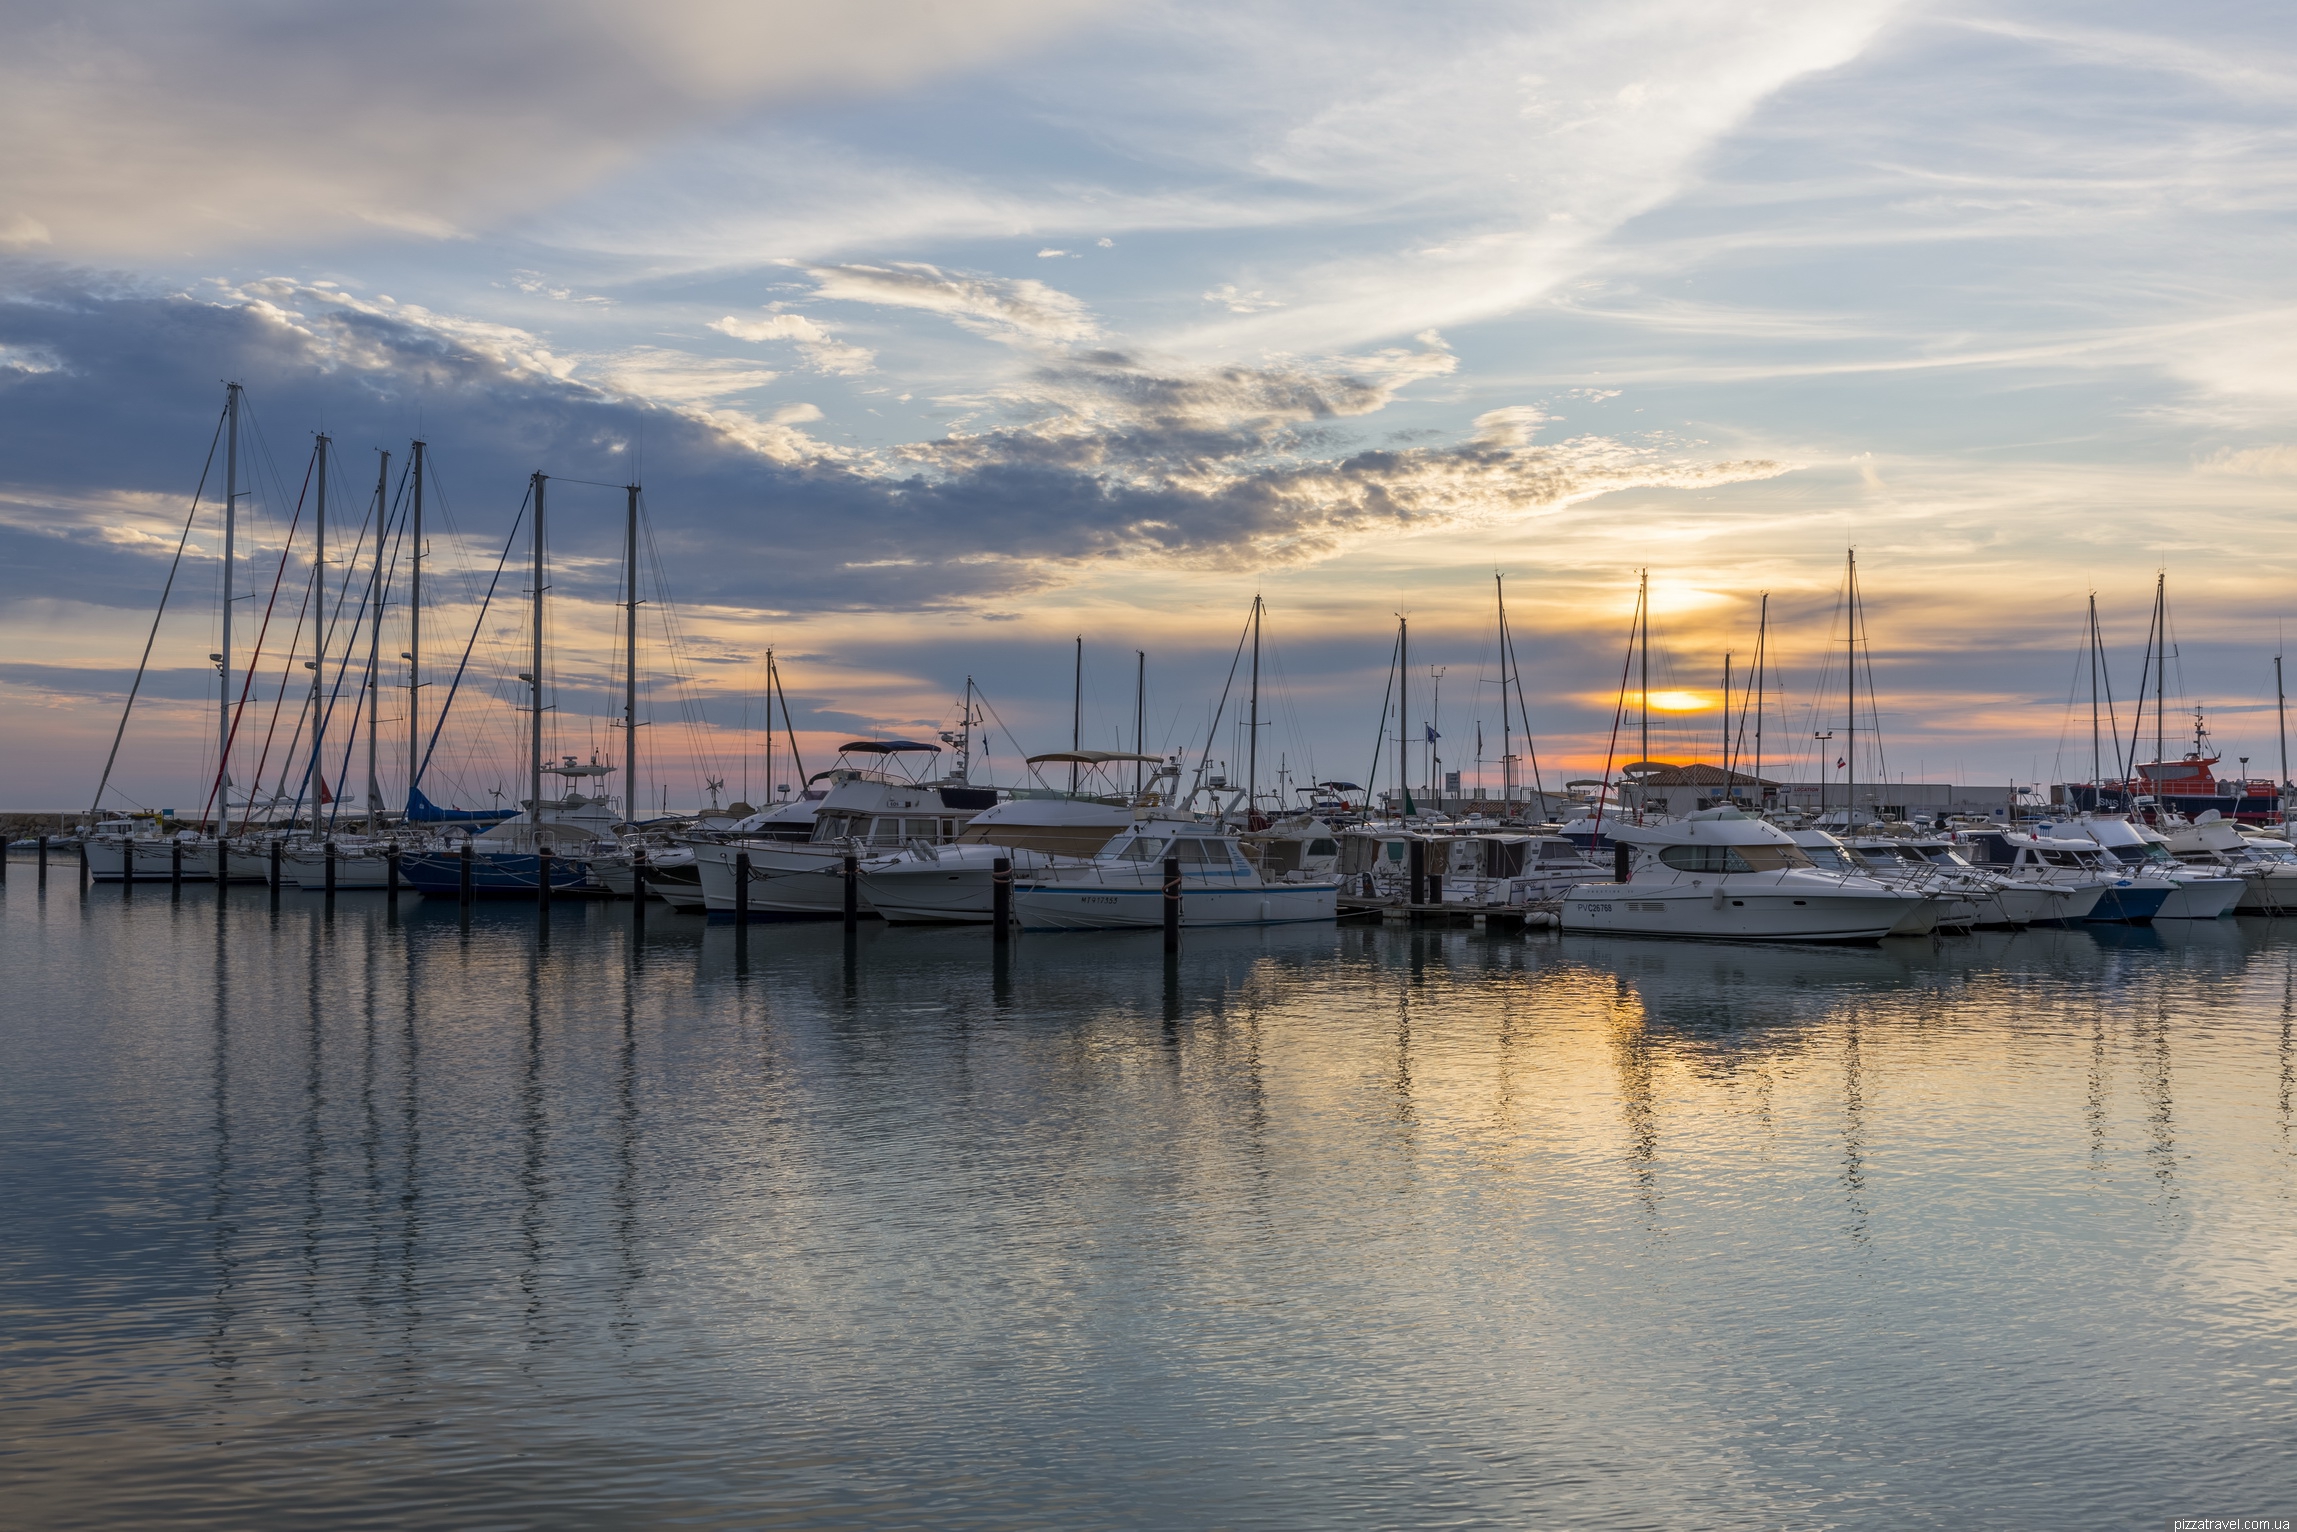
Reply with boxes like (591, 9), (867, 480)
(1385, 841), (1407, 862)
(1657, 842), (1813, 874)
(2035, 848), (2103, 868)
(902, 818), (940, 841)
(1306, 839), (1337, 857)
(1117, 836), (1234, 867)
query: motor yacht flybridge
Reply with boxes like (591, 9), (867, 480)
(693, 740), (1001, 919)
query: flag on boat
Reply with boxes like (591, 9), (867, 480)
(1425, 724), (1440, 743)
(315, 776), (333, 805)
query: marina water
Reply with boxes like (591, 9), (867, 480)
(5, 866), (2294, 1527)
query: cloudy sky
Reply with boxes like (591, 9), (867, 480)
(5, 0), (2296, 812)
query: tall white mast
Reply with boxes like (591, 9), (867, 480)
(529, 472), (547, 826)
(1246, 595), (1262, 821)
(306, 434), (329, 817)
(219, 381), (240, 819)
(366, 450), (388, 831)
(407, 439), (425, 803)
(624, 482), (641, 817)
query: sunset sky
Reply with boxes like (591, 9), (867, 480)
(5, 0), (2296, 813)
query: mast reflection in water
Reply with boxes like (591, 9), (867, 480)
(3, 875), (2295, 1528)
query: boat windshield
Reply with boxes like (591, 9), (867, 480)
(1115, 836), (1238, 866)
(1657, 842), (1814, 874)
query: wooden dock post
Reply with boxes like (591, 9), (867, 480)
(1163, 855), (1181, 953)
(992, 856), (1012, 941)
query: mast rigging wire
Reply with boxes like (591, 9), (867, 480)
(87, 403), (227, 819)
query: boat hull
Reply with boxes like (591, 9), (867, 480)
(858, 849), (1065, 924)
(400, 852), (602, 898)
(87, 839), (268, 882)
(1972, 881), (2102, 927)
(1560, 883), (1924, 944)
(2152, 877), (2243, 919)
(2085, 882), (2170, 924)
(1011, 881), (1339, 931)
(283, 848), (396, 889)
(694, 842), (874, 920)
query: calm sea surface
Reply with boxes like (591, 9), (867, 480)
(4, 862), (2294, 1529)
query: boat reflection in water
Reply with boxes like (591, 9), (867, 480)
(7, 876), (2297, 1530)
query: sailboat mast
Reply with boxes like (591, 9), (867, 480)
(1134, 651), (1146, 799)
(1752, 594), (1768, 795)
(1637, 570), (1649, 822)
(219, 382), (240, 821)
(624, 483), (640, 818)
(1496, 574), (1513, 805)
(2140, 571), (2159, 767)
(367, 450), (388, 832)
(1720, 652), (1732, 796)
(763, 649), (776, 800)
(1846, 550), (1857, 825)
(1247, 595), (1262, 821)
(959, 676), (975, 782)
(308, 434), (329, 818)
(2278, 653), (2289, 807)
(2088, 594), (2103, 790)
(1070, 636), (1082, 793)
(1397, 615), (1410, 817)
(530, 472), (547, 826)
(407, 439), (424, 805)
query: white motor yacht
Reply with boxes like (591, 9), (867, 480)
(1888, 838), (2099, 927)
(859, 800), (1153, 923)
(1785, 829), (1946, 936)
(1951, 828), (2163, 924)
(693, 741), (1000, 919)
(1010, 821), (1339, 931)
(2037, 815), (2243, 919)
(1843, 836), (1985, 930)
(2162, 814), (2297, 912)
(1560, 807), (1924, 943)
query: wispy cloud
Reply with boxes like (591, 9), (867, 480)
(710, 311), (877, 375)
(805, 262), (1100, 346)
(0, 0), (1103, 257)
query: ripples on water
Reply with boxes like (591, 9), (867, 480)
(2, 866), (2293, 1529)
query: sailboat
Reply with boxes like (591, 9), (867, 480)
(85, 383), (287, 881)
(401, 473), (610, 897)
(2065, 576), (2281, 823)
